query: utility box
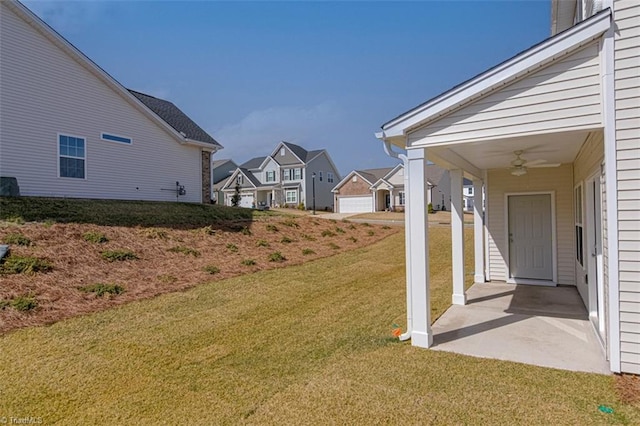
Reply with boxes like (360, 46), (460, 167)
(0, 177), (20, 196)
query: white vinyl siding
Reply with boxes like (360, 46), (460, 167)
(486, 166), (574, 285)
(306, 152), (339, 211)
(408, 42), (602, 146)
(614, 0), (640, 375)
(0, 3), (204, 203)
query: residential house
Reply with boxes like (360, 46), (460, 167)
(332, 163), (455, 214)
(376, 0), (639, 374)
(211, 159), (238, 204)
(222, 142), (340, 210)
(0, 1), (222, 204)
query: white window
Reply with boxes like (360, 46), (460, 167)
(319, 171), (323, 182)
(59, 134), (86, 179)
(327, 172), (334, 183)
(285, 190), (297, 204)
(399, 191), (405, 206)
(352, 176), (357, 182)
(283, 169), (291, 181)
(280, 147), (285, 156)
(575, 184), (584, 267)
(237, 175), (243, 185)
(284, 168), (301, 181)
(294, 168), (302, 180)
(265, 170), (276, 182)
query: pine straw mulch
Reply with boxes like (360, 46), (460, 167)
(616, 374), (640, 406)
(0, 216), (399, 334)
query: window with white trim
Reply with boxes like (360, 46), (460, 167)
(399, 191), (405, 206)
(327, 172), (334, 183)
(294, 168), (302, 180)
(283, 168), (302, 181)
(265, 170), (276, 183)
(285, 190), (297, 204)
(575, 184), (584, 267)
(280, 147), (285, 156)
(237, 174), (243, 185)
(101, 133), (131, 145)
(59, 134), (85, 179)
(319, 171), (323, 182)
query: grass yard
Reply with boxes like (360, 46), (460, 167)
(1, 228), (637, 424)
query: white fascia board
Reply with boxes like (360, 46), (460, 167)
(220, 169), (240, 191)
(6, 1), (195, 146)
(370, 178), (394, 191)
(184, 139), (221, 151)
(258, 156), (276, 171)
(381, 9), (611, 138)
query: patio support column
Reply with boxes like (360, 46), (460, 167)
(473, 179), (485, 283)
(450, 169), (467, 305)
(406, 148), (432, 347)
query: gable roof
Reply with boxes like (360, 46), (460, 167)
(358, 167), (394, 183)
(212, 159), (236, 169)
(240, 156), (267, 170)
(281, 142), (308, 162)
(378, 8), (611, 141)
(3, 1), (222, 152)
(129, 90), (221, 148)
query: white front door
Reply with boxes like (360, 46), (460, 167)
(508, 194), (553, 281)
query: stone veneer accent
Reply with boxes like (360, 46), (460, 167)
(201, 151), (211, 204)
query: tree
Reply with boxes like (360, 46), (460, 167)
(231, 183), (241, 207)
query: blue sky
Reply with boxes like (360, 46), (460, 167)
(25, 0), (550, 175)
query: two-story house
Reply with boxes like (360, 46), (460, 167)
(211, 159), (238, 204)
(221, 142), (340, 210)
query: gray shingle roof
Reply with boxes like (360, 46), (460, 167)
(212, 159), (235, 169)
(129, 90), (221, 148)
(281, 142), (308, 161)
(239, 168), (262, 187)
(356, 167), (394, 184)
(240, 156), (267, 170)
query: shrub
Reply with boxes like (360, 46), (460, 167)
(3, 233), (31, 246)
(82, 231), (108, 244)
(80, 283), (124, 297)
(101, 249), (138, 262)
(141, 228), (168, 240)
(297, 203), (305, 210)
(361, 222), (371, 227)
(335, 227), (345, 234)
(0, 255), (52, 274)
(266, 224), (279, 233)
(241, 259), (256, 266)
(301, 234), (316, 241)
(382, 225), (391, 230)
(428, 203), (434, 214)
(280, 236), (293, 244)
(226, 243), (238, 253)
(281, 219), (299, 228)
(268, 251), (286, 262)
(4, 216), (25, 225)
(348, 236), (358, 243)
(241, 226), (252, 236)
(321, 230), (336, 237)
(168, 246), (201, 257)
(203, 265), (220, 275)
(302, 248), (315, 256)
(0, 299), (10, 310)
(367, 230), (375, 236)
(348, 224), (357, 230)
(200, 225), (216, 235)
(328, 243), (340, 250)
(256, 239), (270, 247)
(11, 294), (38, 311)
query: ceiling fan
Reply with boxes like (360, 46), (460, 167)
(509, 150), (561, 176)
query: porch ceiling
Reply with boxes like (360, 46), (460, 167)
(429, 129), (591, 172)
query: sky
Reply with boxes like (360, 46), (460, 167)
(24, 0), (551, 176)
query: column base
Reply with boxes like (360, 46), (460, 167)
(474, 274), (486, 283)
(410, 330), (433, 348)
(452, 293), (467, 306)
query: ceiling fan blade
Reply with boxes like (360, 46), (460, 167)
(522, 159), (547, 167)
(529, 163), (561, 168)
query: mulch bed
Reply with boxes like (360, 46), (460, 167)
(616, 374), (640, 406)
(0, 216), (399, 334)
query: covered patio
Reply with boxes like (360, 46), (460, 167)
(432, 282), (609, 374)
(376, 9), (618, 373)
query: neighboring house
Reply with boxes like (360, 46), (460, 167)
(332, 163), (455, 213)
(211, 159), (238, 204)
(0, 1), (222, 203)
(463, 179), (477, 212)
(376, 0), (639, 375)
(221, 142), (340, 210)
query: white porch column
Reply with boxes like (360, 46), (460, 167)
(389, 189), (395, 211)
(450, 169), (467, 305)
(473, 179), (485, 283)
(407, 148), (432, 347)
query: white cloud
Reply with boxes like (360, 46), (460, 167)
(212, 102), (344, 162)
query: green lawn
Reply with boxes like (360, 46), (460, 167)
(0, 229), (637, 424)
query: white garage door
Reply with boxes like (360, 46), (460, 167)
(239, 193), (254, 208)
(338, 196), (373, 213)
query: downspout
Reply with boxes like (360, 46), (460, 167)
(383, 140), (412, 341)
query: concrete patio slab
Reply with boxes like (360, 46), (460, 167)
(431, 282), (610, 374)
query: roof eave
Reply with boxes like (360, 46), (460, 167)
(380, 8), (611, 139)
